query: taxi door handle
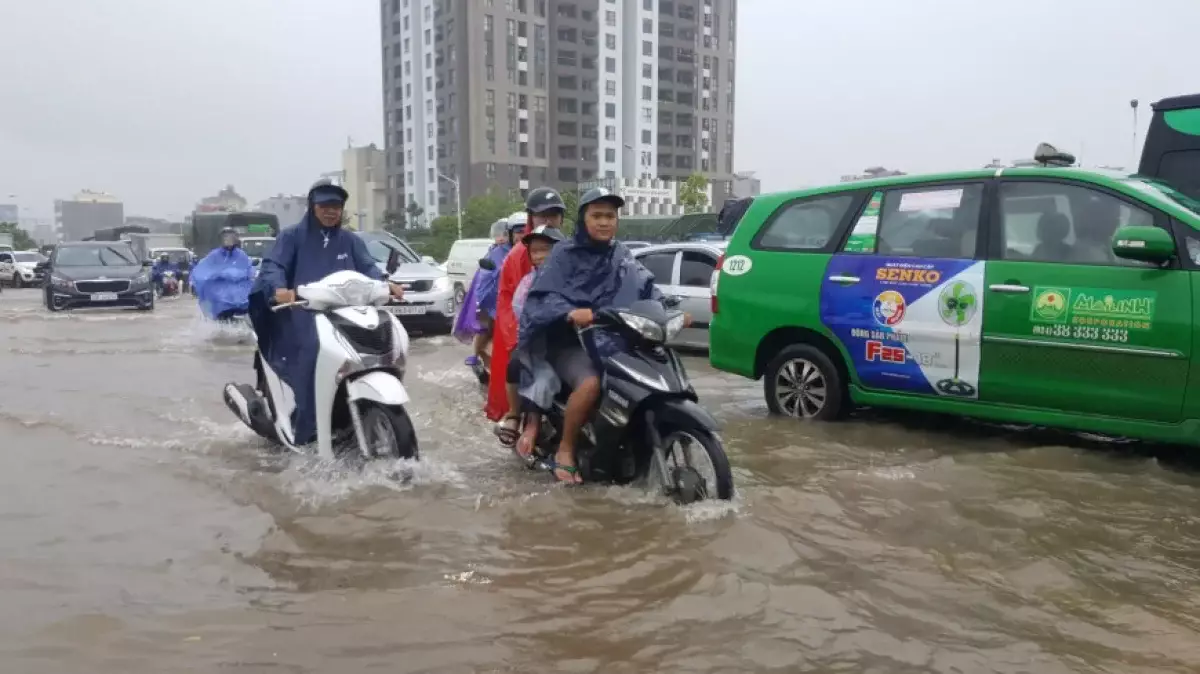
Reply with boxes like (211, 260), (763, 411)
(828, 275), (860, 284)
(989, 283), (1029, 293)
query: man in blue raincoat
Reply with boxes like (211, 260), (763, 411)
(191, 228), (255, 320)
(150, 252), (179, 295)
(518, 187), (674, 484)
(249, 179), (405, 446)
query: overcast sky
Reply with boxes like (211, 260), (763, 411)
(1, 0), (1195, 220)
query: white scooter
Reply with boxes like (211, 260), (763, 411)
(223, 269), (418, 462)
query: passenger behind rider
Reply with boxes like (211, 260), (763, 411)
(151, 252), (178, 294)
(249, 180), (405, 446)
(487, 187), (567, 445)
(518, 188), (689, 484)
(473, 216), (522, 369)
(510, 225), (568, 460)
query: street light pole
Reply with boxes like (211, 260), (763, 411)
(438, 172), (462, 239)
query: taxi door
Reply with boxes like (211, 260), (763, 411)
(821, 182), (989, 399)
(978, 178), (1191, 422)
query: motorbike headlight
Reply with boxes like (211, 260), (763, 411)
(665, 313), (686, 341)
(618, 312), (665, 343)
(432, 275), (451, 292)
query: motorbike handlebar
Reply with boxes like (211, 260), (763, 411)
(270, 300), (310, 312)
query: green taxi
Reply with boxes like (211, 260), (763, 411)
(708, 149), (1200, 445)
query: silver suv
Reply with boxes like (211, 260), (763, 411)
(359, 232), (456, 333)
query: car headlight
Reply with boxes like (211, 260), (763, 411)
(50, 274), (72, 288)
(432, 275), (451, 292)
(665, 313), (686, 341)
(135, 272), (149, 283)
(617, 312), (664, 343)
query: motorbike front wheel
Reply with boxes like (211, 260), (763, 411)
(359, 402), (420, 461)
(647, 421), (734, 503)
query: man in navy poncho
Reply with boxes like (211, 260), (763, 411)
(249, 179), (405, 446)
(517, 187), (665, 483)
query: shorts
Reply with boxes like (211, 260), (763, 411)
(548, 341), (599, 390)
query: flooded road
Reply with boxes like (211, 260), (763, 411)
(2, 288), (1200, 674)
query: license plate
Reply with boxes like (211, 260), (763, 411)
(90, 292), (119, 302)
(387, 304), (427, 316)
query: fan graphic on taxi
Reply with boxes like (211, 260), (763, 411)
(935, 280), (978, 397)
(872, 290), (906, 327)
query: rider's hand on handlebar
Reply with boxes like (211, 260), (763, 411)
(568, 308), (594, 327)
(388, 282), (405, 299)
(274, 288), (296, 304)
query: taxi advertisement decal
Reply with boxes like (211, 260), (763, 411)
(1029, 286), (1155, 344)
(821, 257), (985, 398)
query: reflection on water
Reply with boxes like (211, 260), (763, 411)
(1, 288), (1199, 673)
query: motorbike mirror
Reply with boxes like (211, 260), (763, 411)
(478, 257), (497, 271)
(142, 259), (153, 267)
(386, 249), (401, 275)
(664, 295), (682, 309)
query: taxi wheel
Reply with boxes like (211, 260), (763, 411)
(764, 344), (846, 420)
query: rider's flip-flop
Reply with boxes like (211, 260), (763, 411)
(548, 461), (582, 485)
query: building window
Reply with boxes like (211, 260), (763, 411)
(605, 34), (616, 49)
(643, 40), (653, 56)
(643, 19), (653, 33)
(642, 85), (652, 100)
(605, 10), (616, 26)
(605, 148), (616, 162)
(605, 103), (616, 118)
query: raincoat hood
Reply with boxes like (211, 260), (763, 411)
(191, 246), (254, 320)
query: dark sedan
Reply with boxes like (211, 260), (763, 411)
(41, 242), (155, 312)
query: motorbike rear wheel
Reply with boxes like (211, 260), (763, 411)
(649, 423), (734, 503)
(359, 402), (420, 461)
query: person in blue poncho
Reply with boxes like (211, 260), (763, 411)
(150, 252), (179, 295)
(517, 187), (678, 484)
(454, 218), (512, 369)
(248, 179), (406, 447)
(191, 228), (255, 320)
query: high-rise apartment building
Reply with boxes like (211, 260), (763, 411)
(380, 0), (737, 220)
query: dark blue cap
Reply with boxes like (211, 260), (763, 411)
(312, 186), (346, 205)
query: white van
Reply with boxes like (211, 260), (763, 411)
(444, 238), (495, 305)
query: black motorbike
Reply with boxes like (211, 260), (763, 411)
(517, 299), (734, 504)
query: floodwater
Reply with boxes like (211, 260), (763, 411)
(2, 288), (1199, 674)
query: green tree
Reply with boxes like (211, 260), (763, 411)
(677, 172), (710, 214)
(459, 191), (524, 238)
(0, 222), (37, 249)
(381, 209), (407, 236)
(405, 199), (425, 229)
(559, 188), (580, 237)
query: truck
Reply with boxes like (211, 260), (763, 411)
(126, 232), (185, 262)
(190, 211), (279, 263)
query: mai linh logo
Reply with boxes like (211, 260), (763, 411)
(1031, 287), (1069, 322)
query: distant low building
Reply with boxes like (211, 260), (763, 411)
(55, 190), (123, 241)
(255, 194), (308, 226)
(0, 204), (17, 224)
(840, 166), (906, 182)
(577, 176), (713, 216)
(342, 144), (388, 231)
(195, 185), (248, 213)
(730, 171), (762, 198)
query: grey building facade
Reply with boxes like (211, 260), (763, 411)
(380, 0), (738, 220)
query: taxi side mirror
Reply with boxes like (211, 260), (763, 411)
(1112, 226), (1175, 265)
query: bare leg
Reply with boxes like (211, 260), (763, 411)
(506, 383), (520, 418)
(555, 376), (599, 484)
(473, 332), (491, 368)
(517, 411), (541, 458)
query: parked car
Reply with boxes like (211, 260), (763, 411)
(0, 250), (47, 287)
(443, 238), (494, 306)
(358, 231), (457, 333)
(40, 241), (154, 312)
(634, 241), (726, 350)
(709, 144), (1200, 446)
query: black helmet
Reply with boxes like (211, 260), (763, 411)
(220, 227), (240, 247)
(525, 186), (566, 214)
(521, 225), (567, 247)
(577, 187), (626, 221)
(307, 178), (349, 206)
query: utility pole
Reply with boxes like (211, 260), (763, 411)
(438, 172), (463, 239)
(1130, 99), (1140, 171)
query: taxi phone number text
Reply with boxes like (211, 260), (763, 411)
(1032, 324), (1129, 343)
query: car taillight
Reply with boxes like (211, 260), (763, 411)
(711, 253), (724, 314)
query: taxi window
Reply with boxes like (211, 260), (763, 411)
(638, 251), (676, 284)
(876, 184), (983, 259)
(754, 194), (855, 251)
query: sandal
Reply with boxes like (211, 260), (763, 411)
(549, 461), (582, 485)
(493, 415), (520, 447)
